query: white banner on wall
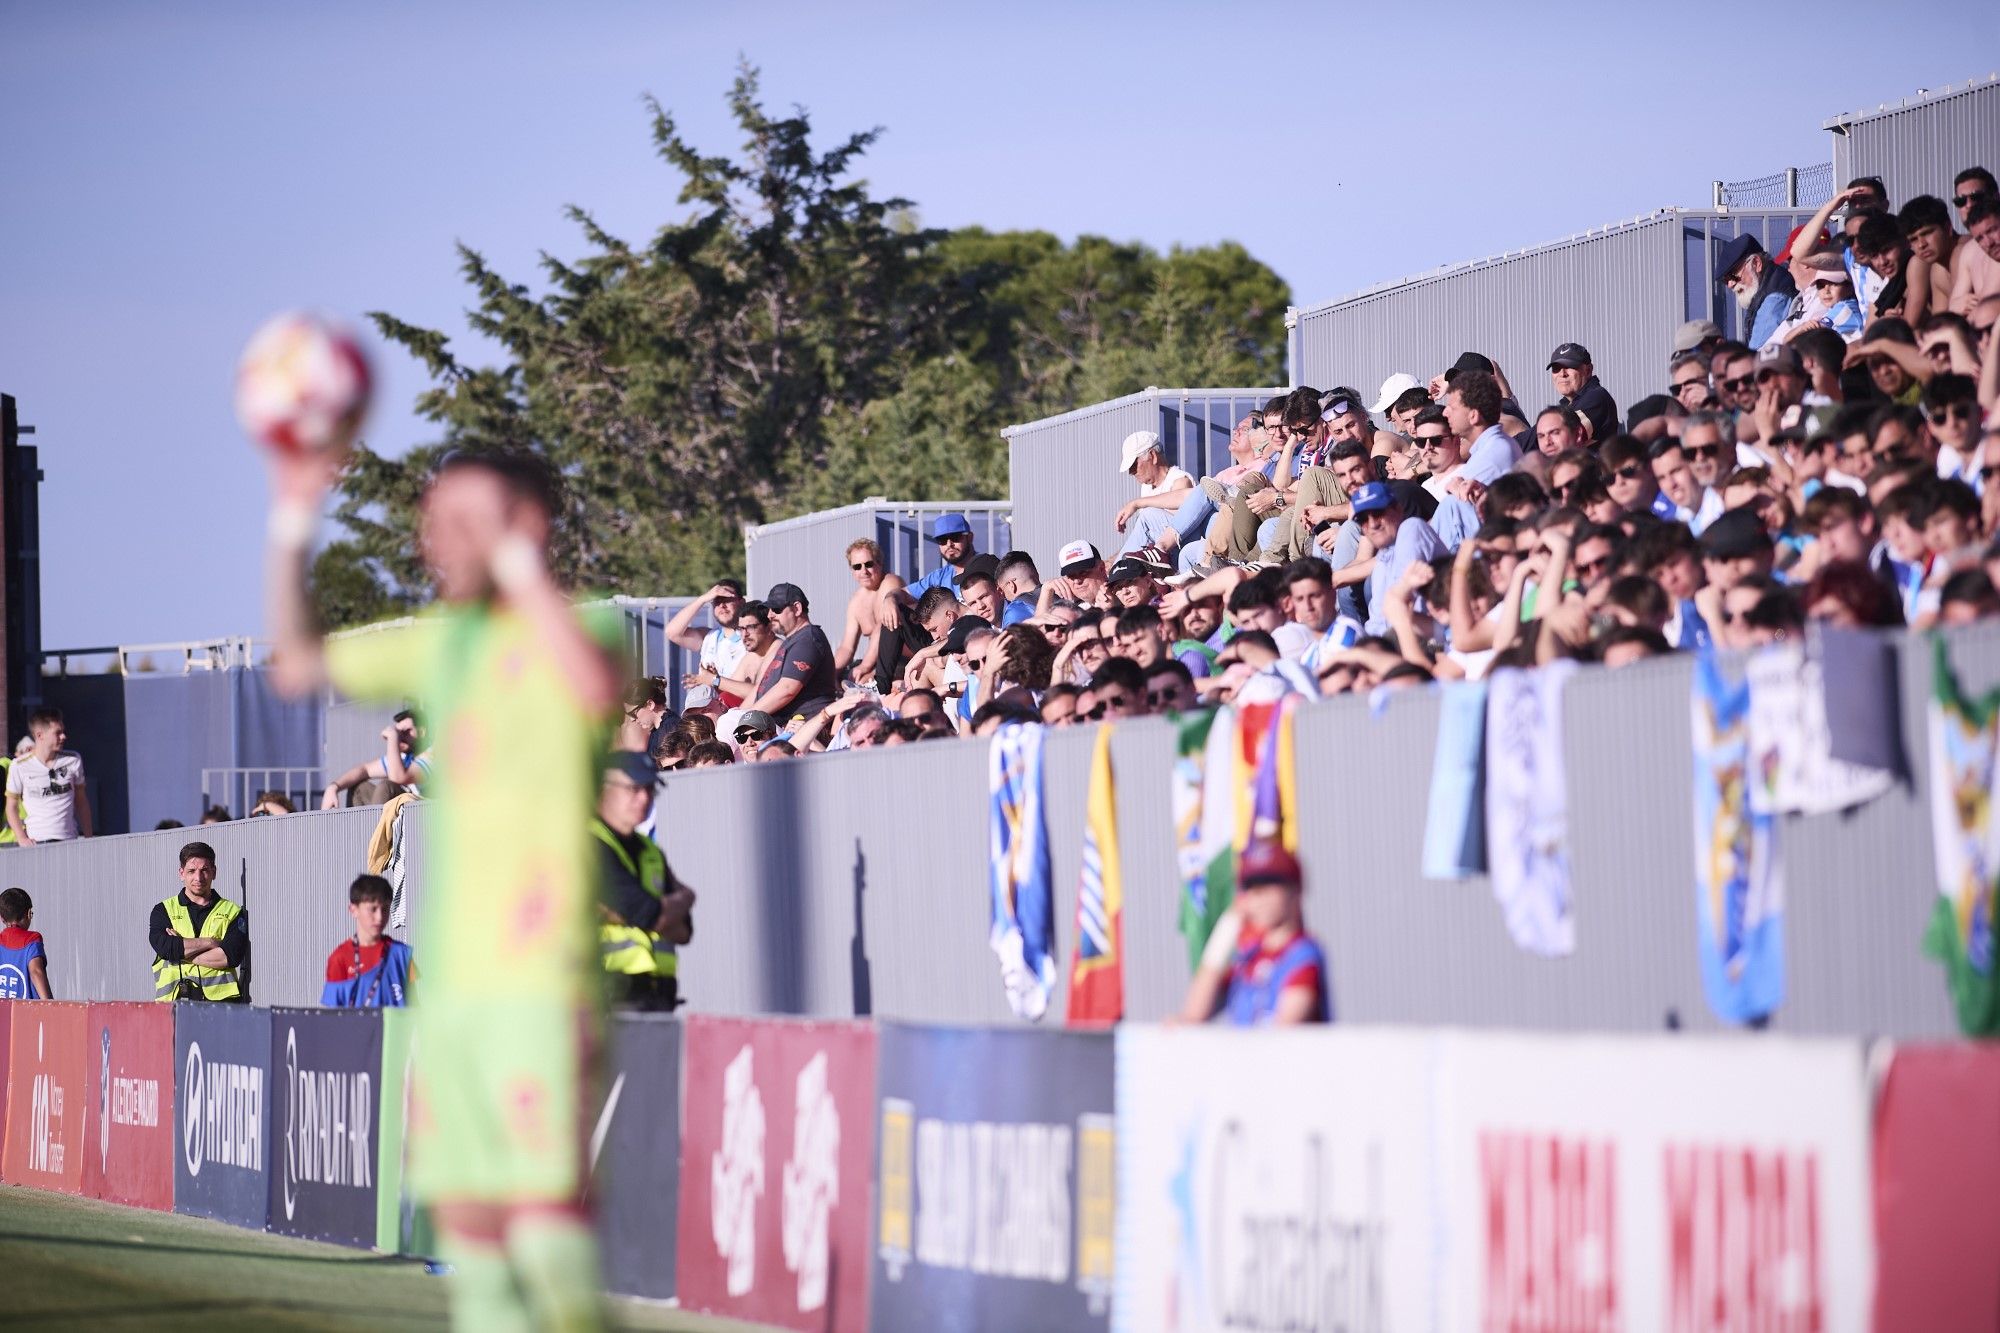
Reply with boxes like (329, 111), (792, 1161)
(1439, 1032), (1872, 1332)
(1115, 1026), (1873, 1333)
(1113, 1026), (1444, 1333)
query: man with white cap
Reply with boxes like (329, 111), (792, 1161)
(1111, 429), (1193, 559)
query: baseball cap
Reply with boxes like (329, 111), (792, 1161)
(601, 751), (657, 787)
(1755, 342), (1803, 378)
(1238, 842), (1302, 888)
(1106, 557), (1155, 586)
(734, 710), (778, 738)
(1672, 320), (1724, 353)
(1349, 481), (1395, 516)
(763, 582), (807, 611)
(1699, 507), (1773, 561)
(1547, 342), (1592, 370)
(927, 512), (973, 541)
(963, 552), (1000, 580)
(1713, 234), (1765, 283)
(1443, 352), (1493, 384)
(941, 614), (995, 656)
(1371, 372), (1422, 415)
(1118, 429), (1163, 475)
(1058, 540), (1101, 577)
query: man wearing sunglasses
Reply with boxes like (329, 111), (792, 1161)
(833, 538), (906, 686)
(902, 512), (981, 601)
(1547, 343), (1619, 445)
(1648, 439), (1719, 534)
(663, 579), (748, 705)
(1948, 170), (2000, 316)
(1922, 374), (1983, 484)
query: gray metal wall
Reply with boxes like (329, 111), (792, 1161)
(1003, 388), (1279, 575)
(4, 804), (397, 1008)
(744, 500), (1013, 635)
(654, 621), (1995, 1039)
(22, 620), (1998, 1038)
(1829, 76), (2000, 209)
(1288, 209), (1814, 423)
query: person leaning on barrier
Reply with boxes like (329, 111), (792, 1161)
(592, 751), (693, 1010)
(321, 708), (431, 809)
(149, 840), (248, 1003)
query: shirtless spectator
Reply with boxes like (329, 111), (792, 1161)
(832, 538), (906, 684)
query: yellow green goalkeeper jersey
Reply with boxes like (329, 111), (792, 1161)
(327, 603), (620, 1004)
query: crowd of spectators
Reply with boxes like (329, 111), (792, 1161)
(628, 168), (2000, 763)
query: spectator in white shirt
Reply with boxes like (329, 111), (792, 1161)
(664, 580), (749, 689)
(1113, 430), (1194, 559)
(5, 708), (91, 845)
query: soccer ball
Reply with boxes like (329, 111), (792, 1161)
(234, 311), (371, 457)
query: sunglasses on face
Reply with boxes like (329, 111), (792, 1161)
(1981, 464), (2000, 482)
(1672, 377), (1707, 393)
(1929, 405), (1975, 425)
(851, 560), (878, 571)
(1721, 374), (1756, 393)
(1551, 480), (1581, 499)
(1613, 465), (1646, 483)
(1955, 191), (1992, 209)
(1413, 434), (1451, 450)
(1687, 443), (1722, 460)
(1575, 556), (1610, 579)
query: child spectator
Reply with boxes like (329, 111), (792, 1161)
(321, 873), (414, 1007)
(0, 887), (52, 998)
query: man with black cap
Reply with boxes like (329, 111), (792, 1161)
(593, 751), (694, 1011)
(1716, 234), (1799, 351)
(1548, 343), (1619, 443)
(746, 583), (840, 727)
(1700, 507), (1777, 595)
(1106, 556), (1163, 610)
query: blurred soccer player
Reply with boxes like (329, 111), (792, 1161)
(264, 446), (619, 1331)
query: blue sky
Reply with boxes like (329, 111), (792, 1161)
(2, 1), (1991, 647)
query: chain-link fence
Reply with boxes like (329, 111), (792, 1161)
(1714, 162), (1834, 210)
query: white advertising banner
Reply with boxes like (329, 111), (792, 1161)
(1115, 1026), (1873, 1333)
(1113, 1025), (1444, 1333)
(1439, 1032), (1872, 1332)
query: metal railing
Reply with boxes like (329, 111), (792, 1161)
(42, 636), (265, 677)
(199, 766), (325, 821)
(1713, 163), (1834, 210)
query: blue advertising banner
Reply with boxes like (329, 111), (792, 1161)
(872, 1024), (1115, 1333)
(266, 1008), (382, 1248)
(591, 1014), (683, 1301)
(173, 1004), (272, 1230)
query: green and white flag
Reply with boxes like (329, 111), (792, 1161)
(1925, 637), (2000, 1035)
(1173, 706), (1238, 971)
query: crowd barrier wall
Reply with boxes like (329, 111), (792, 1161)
(1828, 76), (2000, 219)
(1003, 388), (1278, 571)
(4, 805), (397, 1008)
(745, 500), (1014, 652)
(14, 621), (2000, 1038)
(1287, 208), (1815, 435)
(11, 1007), (2000, 1327)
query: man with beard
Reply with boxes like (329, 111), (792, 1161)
(1716, 234), (1799, 351)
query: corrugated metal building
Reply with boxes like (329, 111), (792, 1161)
(1828, 75), (2000, 208)
(1288, 208), (1816, 424)
(1003, 388), (1278, 572)
(743, 500), (1012, 635)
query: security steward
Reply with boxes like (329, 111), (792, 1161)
(149, 840), (249, 1002)
(593, 752), (694, 1009)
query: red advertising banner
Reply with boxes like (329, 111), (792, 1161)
(1873, 1043), (2000, 1328)
(1, 1000), (89, 1193)
(82, 1002), (175, 1210)
(676, 1016), (877, 1333)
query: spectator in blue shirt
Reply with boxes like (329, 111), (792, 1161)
(1353, 481), (1447, 634)
(1443, 369), (1520, 490)
(903, 513), (978, 600)
(1716, 234), (1799, 351)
